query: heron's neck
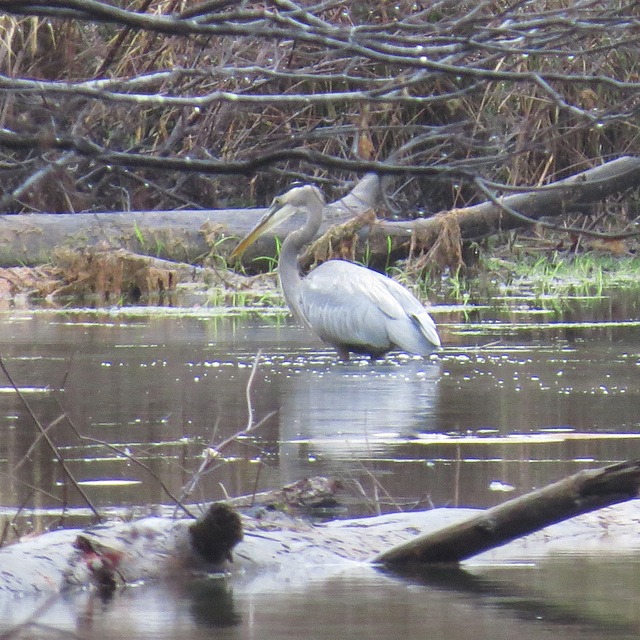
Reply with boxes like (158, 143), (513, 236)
(278, 197), (323, 320)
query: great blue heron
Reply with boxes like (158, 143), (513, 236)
(231, 184), (441, 360)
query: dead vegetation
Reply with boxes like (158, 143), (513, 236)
(0, 0), (639, 292)
(0, 249), (185, 302)
(1, 1), (639, 216)
(0, 246), (267, 304)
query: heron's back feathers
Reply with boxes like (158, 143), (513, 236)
(295, 260), (440, 356)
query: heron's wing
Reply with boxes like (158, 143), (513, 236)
(298, 261), (440, 352)
(298, 272), (390, 349)
(365, 269), (441, 350)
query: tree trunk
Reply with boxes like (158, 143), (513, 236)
(1, 158), (639, 271)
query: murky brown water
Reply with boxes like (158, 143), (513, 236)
(1, 289), (640, 639)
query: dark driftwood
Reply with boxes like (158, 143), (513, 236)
(374, 459), (640, 564)
(1, 462), (640, 595)
(0, 157), (639, 270)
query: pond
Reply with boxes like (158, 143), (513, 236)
(1, 287), (640, 639)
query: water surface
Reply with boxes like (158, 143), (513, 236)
(0, 290), (639, 639)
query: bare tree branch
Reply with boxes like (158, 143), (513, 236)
(0, 127), (486, 177)
(0, 0), (639, 221)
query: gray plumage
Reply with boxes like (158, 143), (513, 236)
(231, 184), (440, 360)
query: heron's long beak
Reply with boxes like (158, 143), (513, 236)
(230, 202), (294, 259)
(230, 218), (270, 259)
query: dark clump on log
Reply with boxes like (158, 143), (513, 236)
(73, 534), (123, 599)
(189, 503), (244, 564)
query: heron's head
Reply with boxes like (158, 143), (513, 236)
(230, 185), (325, 258)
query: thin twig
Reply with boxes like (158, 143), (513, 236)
(177, 409), (278, 507)
(176, 351), (277, 507)
(11, 413), (67, 474)
(81, 437), (196, 519)
(0, 356), (100, 519)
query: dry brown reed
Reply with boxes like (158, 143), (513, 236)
(0, 0), (638, 225)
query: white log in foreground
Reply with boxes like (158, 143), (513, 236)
(0, 461), (639, 595)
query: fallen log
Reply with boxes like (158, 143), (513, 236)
(374, 458), (640, 564)
(1, 157), (638, 274)
(0, 174), (380, 268)
(1, 462), (640, 596)
(375, 155), (640, 250)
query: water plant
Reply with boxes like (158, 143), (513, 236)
(133, 221), (146, 249)
(508, 253), (640, 296)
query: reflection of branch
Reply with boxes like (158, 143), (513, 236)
(243, 349), (261, 431)
(0, 490), (34, 548)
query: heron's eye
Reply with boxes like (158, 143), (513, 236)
(273, 197), (282, 206)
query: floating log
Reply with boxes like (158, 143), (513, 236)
(1, 462), (639, 595)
